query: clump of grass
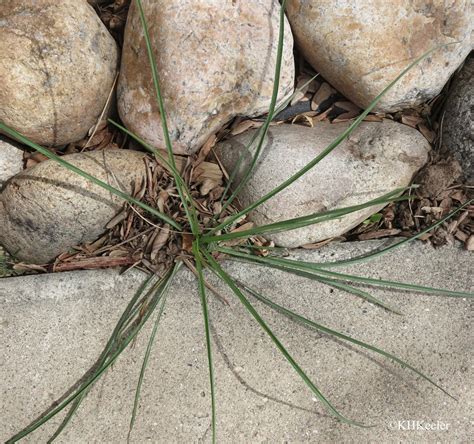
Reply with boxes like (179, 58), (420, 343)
(1, 0), (472, 442)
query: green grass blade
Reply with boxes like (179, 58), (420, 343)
(0, 122), (182, 231)
(316, 199), (473, 268)
(48, 274), (157, 442)
(218, 74), (319, 213)
(203, 188), (410, 243)
(218, 0), (286, 216)
(217, 248), (474, 299)
(201, 249), (366, 426)
(209, 44), (451, 235)
(309, 267), (474, 298)
(240, 244), (290, 252)
(109, 118), (205, 219)
(312, 276), (402, 315)
(7, 265), (180, 443)
(109, 119), (183, 182)
(226, 255), (399, 313)
(238, 282), (455, 399)
(193, 242), (217, 443)
(128, 291), (168, 443)
(135, 0), (199, 235)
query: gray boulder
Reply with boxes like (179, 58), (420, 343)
(443, 55), (474, 182)
(215, 120), (430, 247)
(0, 149), (147, 263)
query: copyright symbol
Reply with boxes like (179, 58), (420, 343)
(388, 422), (396, 429)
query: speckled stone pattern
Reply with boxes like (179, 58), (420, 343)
(0, 149), (147, 264)
(443, 55), (474, 181)
(286, 0), (473, 112)
(118, 0), (295, 155)
(215, 120), (430, 247)
(0, 0), (118, 146)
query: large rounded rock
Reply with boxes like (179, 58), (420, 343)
(286, 0), (473, 112)
(118, 0), (295, 155)
(0, 0), (118, 146)
(215, 120), (430, 247)
(0, 137), (23, 188)
(0, 149), (147, 263)
(443, 54), (473, 181)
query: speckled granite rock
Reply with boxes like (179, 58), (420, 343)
(215, 120), (430, 247)
(286, 0), (473, 112)
(443, 54), (474, 181)
(118, 0), (295, 155)
(0, 0), (118, 146)
(0, 137), (23, 187)
(0, 149), (147, 263)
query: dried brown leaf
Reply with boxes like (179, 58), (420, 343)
(230, 119), (262, 136)
(417, 123), (436, 143)
(150, 225), (170, 261)
(358, 229), (401, 240)
(401, 114), (424, 128)
(332, 101), (361, 122)
(311, 82), (335, 111)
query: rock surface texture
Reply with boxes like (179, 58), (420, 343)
(0, 0), (118, 146)
(118, 0), (295, 155)
(0, 137), (23, 187)
(286, 0), (473, 112)
(0, 149), (147, 263)
(216, 120), (430, 247)
(443, 54), (474, 181)
(1, 241), (472, 442)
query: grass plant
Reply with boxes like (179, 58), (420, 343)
(1, 1), (472, 442)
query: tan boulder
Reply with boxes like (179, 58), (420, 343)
(286, 0), (473, 112)
(118, 0), (295, 155)
(0, 149), (147, 263)
(0, 0), (118, 146)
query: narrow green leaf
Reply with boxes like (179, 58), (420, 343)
(128, 292), (168, 443)
(315, 199), (473, 268)
(0, 122), (182, 231)
(217, 248), (474, 299)
(135, 0), (199, 235)
(238, 282), (455, 399)
(228, 255), (399, 313)
(109, 118), (205, 226)
(203, 188), (410, 243)
(48, 274), (158, 442)
(193, 242), (217, 443)
(218, 0), (287, 216)
(109, 119), (185, 185)
(312, 276), (402, 315)
(218, 73), (319, 213)
(201, 250), (366, 426)
(7, 265), (181, 443)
